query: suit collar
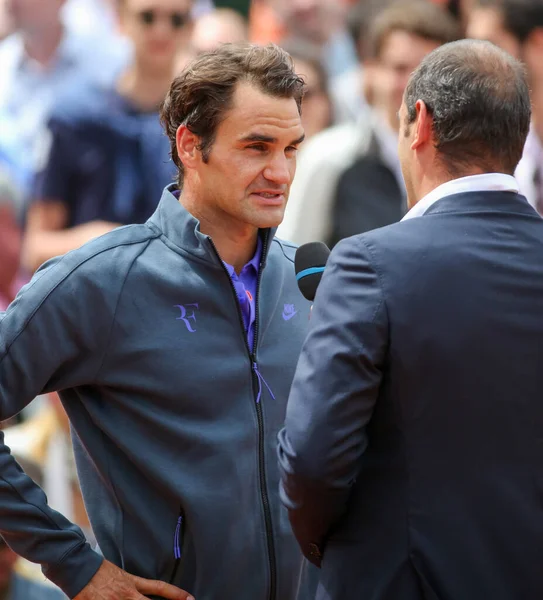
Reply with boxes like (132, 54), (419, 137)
(423, 190), (538, 218)
(403, 173), (519, 221)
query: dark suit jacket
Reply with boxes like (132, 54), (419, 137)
(279, 190), (543, 600)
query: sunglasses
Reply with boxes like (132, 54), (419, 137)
(138, 9), (189, 29)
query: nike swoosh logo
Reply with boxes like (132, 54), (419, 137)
(283, 311), (298, 321)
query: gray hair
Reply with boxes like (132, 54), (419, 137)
(404, 39), (531, 176)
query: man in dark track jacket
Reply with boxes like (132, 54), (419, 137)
(0, 43), (315, 600)
(279, 39), (543, 600)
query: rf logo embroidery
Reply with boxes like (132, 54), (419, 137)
(282, 304), (297, 321)
(175, 303), (199, 332)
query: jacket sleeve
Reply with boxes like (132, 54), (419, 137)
(0, 251), (122, 597)
(278, 236), (388, 566)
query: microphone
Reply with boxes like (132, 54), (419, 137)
(295, 242), (330, 301)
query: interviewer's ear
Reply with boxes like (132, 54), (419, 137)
(410, 100), (432, 151)
(176, 125), (200, 170)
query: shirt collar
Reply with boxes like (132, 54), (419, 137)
(402, 173), (520, 221)
(223, 234), (263, 278)
(149, 184), (274, 267)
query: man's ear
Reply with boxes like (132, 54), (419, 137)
(411, 100), (432, 151)
(176, 125), (200, 171)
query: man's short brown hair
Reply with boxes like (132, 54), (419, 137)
(365, 0), (461, 60)
(160, 43), (305, 187)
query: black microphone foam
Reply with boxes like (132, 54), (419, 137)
(295, 242), (330, 301)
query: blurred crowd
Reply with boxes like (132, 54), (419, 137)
(0, 0), (542, 597)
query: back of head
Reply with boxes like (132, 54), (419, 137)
(404, 39), (531, 176)
(160, 42), (305, 186)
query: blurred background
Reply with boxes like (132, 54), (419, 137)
(0, 0), (541, 596)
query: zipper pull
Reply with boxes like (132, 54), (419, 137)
(174, 514), (183, 559)
(253, 362), (276, 404)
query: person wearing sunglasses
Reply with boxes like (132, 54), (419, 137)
(22, 0), (193, 275)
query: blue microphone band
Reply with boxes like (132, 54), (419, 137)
(296, 266), (326, 281)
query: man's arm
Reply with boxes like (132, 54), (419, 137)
(22, 200), (118, 273)
(278, 236), (388, 566)
(0, 254), (113, 596)
(22, 118), (118, 274)
(0, 246), (191, 599)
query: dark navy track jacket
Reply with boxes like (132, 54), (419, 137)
(0, 185), (316, 599)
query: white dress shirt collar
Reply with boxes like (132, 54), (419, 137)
(402, 173), (520, 221)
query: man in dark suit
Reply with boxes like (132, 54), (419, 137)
(278, 39), (543, 600)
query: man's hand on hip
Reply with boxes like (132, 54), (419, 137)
(74, 559), (194, 600)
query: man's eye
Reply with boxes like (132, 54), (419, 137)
(286, 146), (298, 154)
(248, 144), (266, 151)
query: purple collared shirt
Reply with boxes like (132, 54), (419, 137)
(223, 235), (263, 351)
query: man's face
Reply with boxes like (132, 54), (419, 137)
(6, 0), (64, 33)
(372, 30), (442, 130)
(118, 0), (192, 73)
(189, 82), (305, 231)
(0, 204), (21, 294)
(466, 7), (522, 58)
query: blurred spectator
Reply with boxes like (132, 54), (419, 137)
(277, 0), (460, 246)
(252, 0), (360, 123)
(192, 0), (214, 18)
(466, 0), (543, 215)
(281, 39), (332, 139)
(214, 0), (250, 18)
(22, 0), (189, 273)
(267, 0), (357, 75)
(0, 170), (22, 311)
(430, 0), (462, 18)
(334, 0), (397, 125)
(249, 0), (284, 44)
(0, 536), (66, 599)
(62, 0), (121, 37)
(0, 0), (13, 40)
(466, 0), (521, 57)
(190, 7), (247, 54)
(0, 0), (129, 200)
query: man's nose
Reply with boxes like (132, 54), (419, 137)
(263, 153), (292, 185)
